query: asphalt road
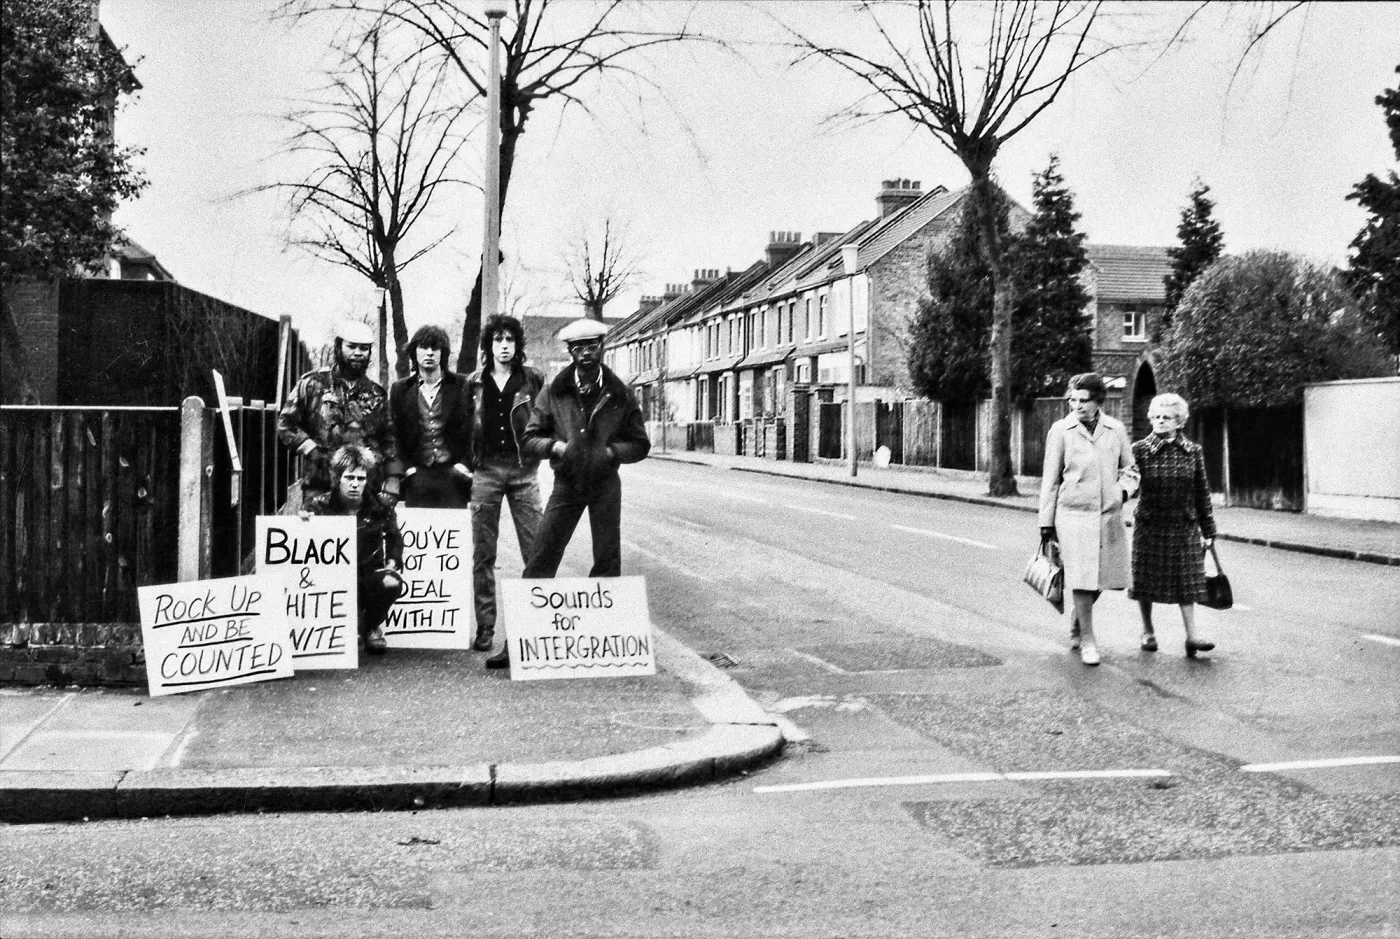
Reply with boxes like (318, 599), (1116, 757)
(5, 459), (1399, 938)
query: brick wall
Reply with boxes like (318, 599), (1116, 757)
(0, 622), (146, 687)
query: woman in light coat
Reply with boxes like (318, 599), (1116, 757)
(1039, 373), (1140, 665)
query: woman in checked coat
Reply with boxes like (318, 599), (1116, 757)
(1129, 393), (1218, 658)
(1039, 373), (1140, 666)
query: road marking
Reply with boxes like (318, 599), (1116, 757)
(1240, 755), (1400, 773)
(675, 518), (710, 530)
(784, 503), (857, 520)
(754, 768), (1170, 794)
(640, 476), (769, 504)
(1363, 634), (1400, 648)
(1231, 603), (1254, 611)
(890, 524), (1000, 551)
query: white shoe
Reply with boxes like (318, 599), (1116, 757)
(1079, 643), (1100, 666)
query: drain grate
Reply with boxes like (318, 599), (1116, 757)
(703, 651), (740, 669)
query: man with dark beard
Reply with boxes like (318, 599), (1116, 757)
(279, 320), (399, 503)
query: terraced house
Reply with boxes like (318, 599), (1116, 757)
(606, 178), (1172, 468)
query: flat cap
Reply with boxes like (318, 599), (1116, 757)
(558, 318), (609, 344)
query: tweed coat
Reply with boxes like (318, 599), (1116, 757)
(1038, 413), (1140, 591)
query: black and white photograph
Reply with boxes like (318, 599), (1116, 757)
(3, 1), (1399, 936)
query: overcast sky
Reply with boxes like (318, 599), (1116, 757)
(101, 1), (1399, 348)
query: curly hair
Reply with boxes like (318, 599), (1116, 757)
(479, 314), (526, 368)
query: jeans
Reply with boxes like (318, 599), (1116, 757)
(470, 456), (543, 632)
(403, 463), (471, 508)
(523, 472), (623, 579)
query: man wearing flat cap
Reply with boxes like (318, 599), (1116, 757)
(486, 317), (649, 668)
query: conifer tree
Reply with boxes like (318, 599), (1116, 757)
(1010, 155), (1091, 402)
(1345, 65), (1400, 356)
(908, 199), (1000, 405)
(1163, 180), (1225, 330)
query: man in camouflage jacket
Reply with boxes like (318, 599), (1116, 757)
(278, 320), (399, 501)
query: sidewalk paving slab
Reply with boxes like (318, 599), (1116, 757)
(0, 628), (784, 824)
(652, 451), (1400, 565)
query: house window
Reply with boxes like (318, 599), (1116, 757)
(1123, 309), (1146, 342)
(804, 298), (812, 339)
(795, 361), (811, 383)
(818, 294), (828, 337)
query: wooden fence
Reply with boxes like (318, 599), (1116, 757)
(0, 406), (182, 625)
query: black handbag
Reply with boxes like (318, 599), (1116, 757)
(1202, 543), (1233, 610)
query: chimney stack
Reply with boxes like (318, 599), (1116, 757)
(765, 230), (804, 268)
(876, 178), (922, 218)
(662, 283), (686, 301)
(635, 295), (662, 317)
(691, 268), (720, 292)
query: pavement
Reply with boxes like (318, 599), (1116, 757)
(3, 450), (1394, 827)
(650, 449), (1400, 565)
(0, 627), (783, 825)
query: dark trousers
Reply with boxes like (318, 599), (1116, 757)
(359, 571), (401, 635)
(403, 463), (472, 508)
(523, 472), (622, 578)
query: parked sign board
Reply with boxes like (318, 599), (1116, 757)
(386, 507), (474, 649)
(255, 515), (358, 669)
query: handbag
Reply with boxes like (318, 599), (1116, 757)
(1023, 540), (1064, 613)
(1201, 543), (1233, 610)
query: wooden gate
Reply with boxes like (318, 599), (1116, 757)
(875, 401), (904, 464)
(818, 402), (844, 459)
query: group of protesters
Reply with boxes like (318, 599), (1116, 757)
(275, 313), (650, 669)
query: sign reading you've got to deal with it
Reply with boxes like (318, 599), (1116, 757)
(255, 515), (358, 669)
(386, 507), (474, 649)
(499, 576), (655, 681)
(137, 574), (293, 697)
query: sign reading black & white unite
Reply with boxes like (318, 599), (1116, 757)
(387, 507), (473, 649)
(255, 515), (358, 669)
(138, 573), (293, 696)
(499, 576), (655, 681)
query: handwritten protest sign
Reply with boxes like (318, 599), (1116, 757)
(499, 576), (655, 681)
(387, 507), (474, 649)
(138, 574), (292, 697)
(255, 515), (358, 669)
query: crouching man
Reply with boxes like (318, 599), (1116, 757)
(486, 317), (649, 669)
(303, 444), (405, 655)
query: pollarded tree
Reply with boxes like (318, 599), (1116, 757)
(1160, 250), (1391, 409)
(1010, 155), (1091, 401)
(1345, 65), (1400, 357)
(790, 0), (1113, 496)
(1162, 179), (1225, 328)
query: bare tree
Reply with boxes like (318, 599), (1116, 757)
(565, 217), (641, 321)
(287, 0), (720, 372)
(788, 0), (1112, 496)
(256, 20), (472, 378)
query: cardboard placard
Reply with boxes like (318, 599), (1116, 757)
(387, 507), (475, 649)
(255, 515), (358, 670)
(138, 574), (293, 697)
(499, 576), (655, 681)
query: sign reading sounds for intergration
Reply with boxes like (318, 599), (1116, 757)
(255, 515), (358, 670)
(138, 574), (293, 697)
(387, 507), (474, 649)
(499, 576), (655, 681)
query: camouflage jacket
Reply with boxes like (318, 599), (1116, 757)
(277, 365), (398, 493)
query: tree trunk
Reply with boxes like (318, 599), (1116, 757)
(584, 300), (603, 321)
(384, 251), (409, 378)
(968, 166), (1019, 497)
(457, 120), (522, 374)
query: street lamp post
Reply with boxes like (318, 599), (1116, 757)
(841, 244), (860, 478)
(481, 8), (506, 330)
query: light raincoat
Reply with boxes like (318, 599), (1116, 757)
(1038, 413), (1140, 591)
